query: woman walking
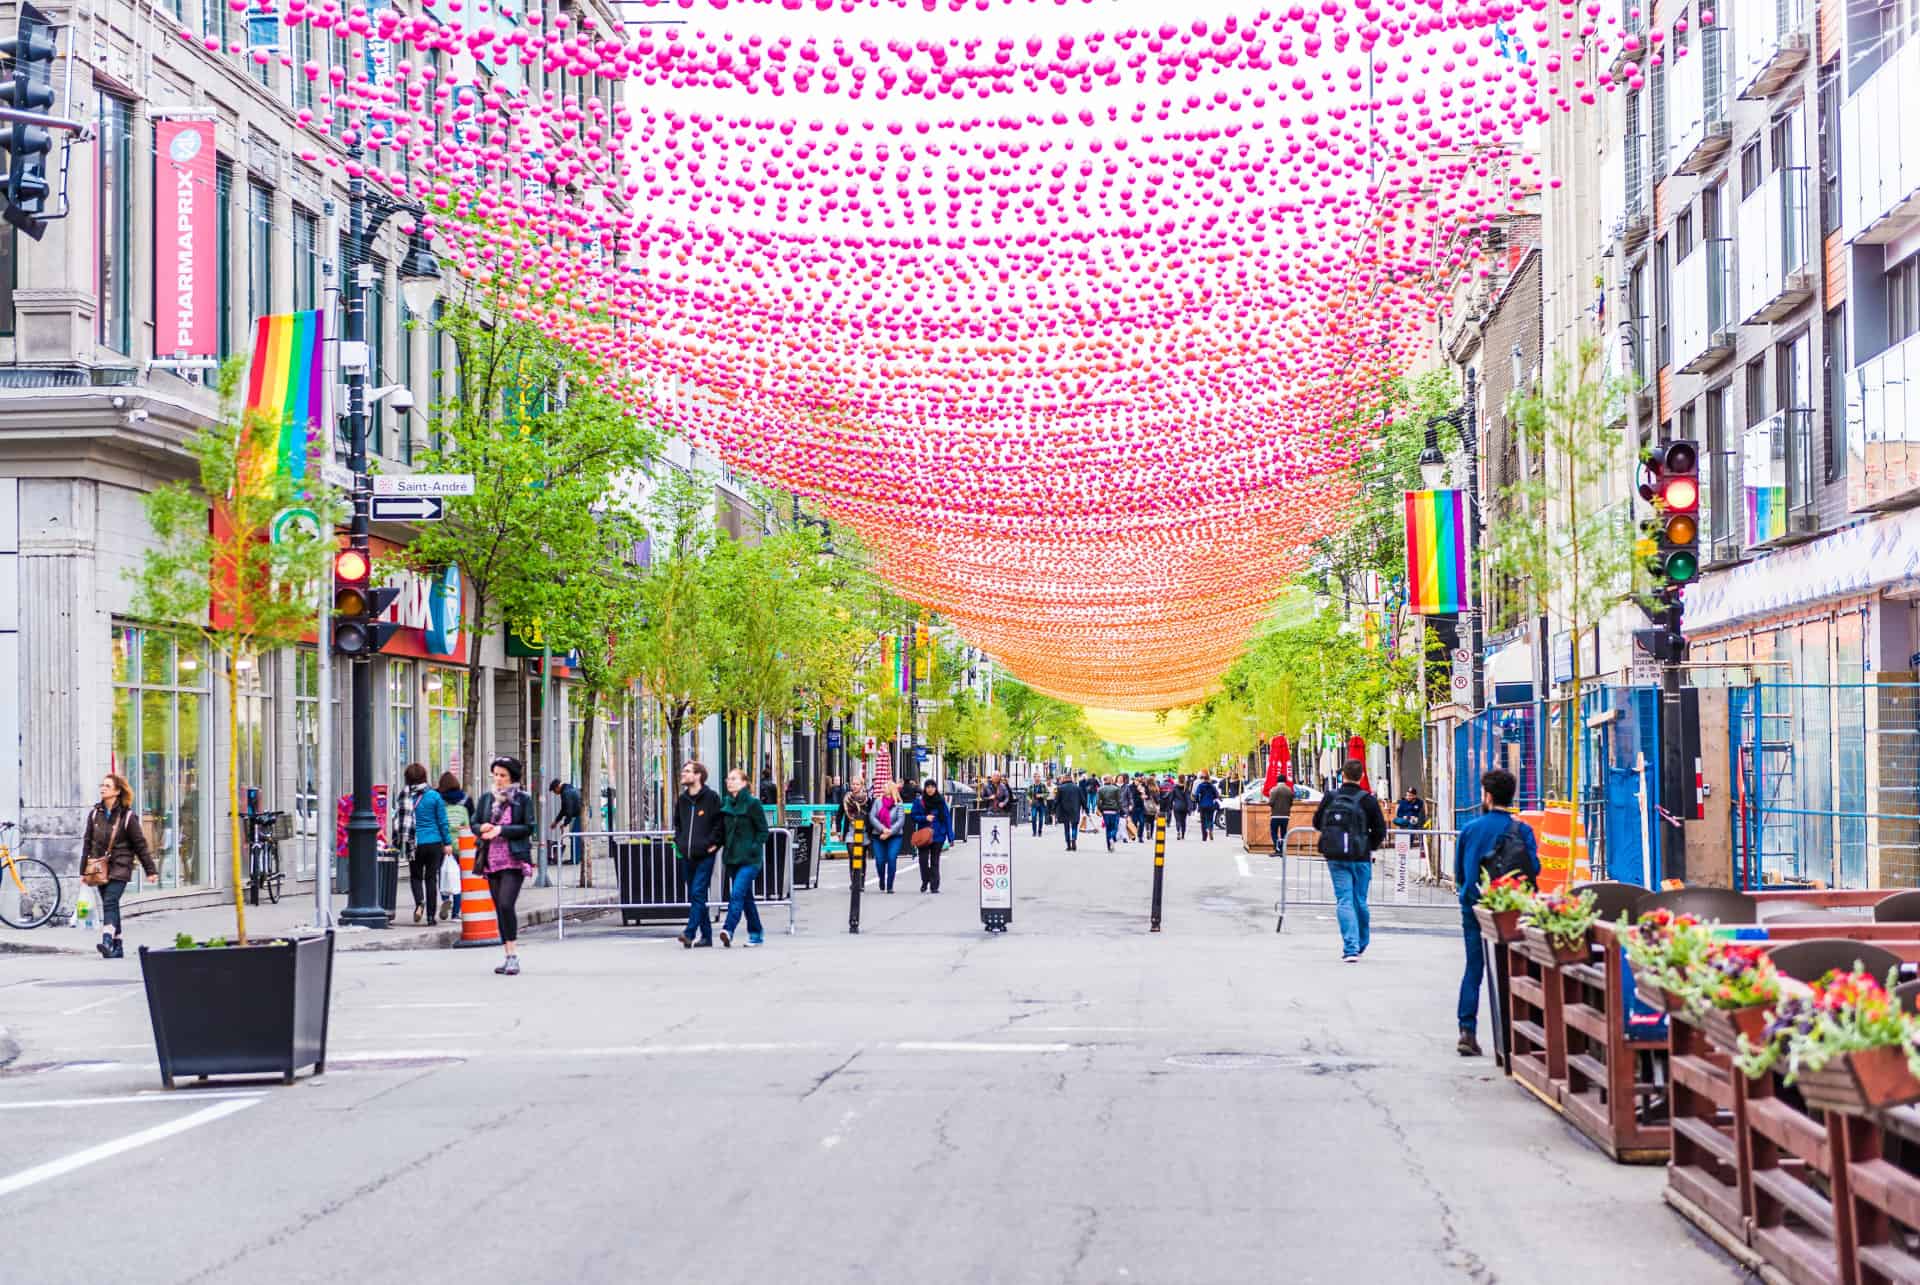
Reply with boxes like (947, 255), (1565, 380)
(871, 781), (905, 894)
(392, 764), (452, 925)
(909, 778), (953, 893)
(473, 756), (534, 974)
(719, 766), (768, 946)
(438, 772), (472, 922)
(1168, 776), (1192, 840)
(81, 774), (156, 958)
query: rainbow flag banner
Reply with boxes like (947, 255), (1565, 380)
(245, 310), (328, 481)
(1403, 488), (1469, 615)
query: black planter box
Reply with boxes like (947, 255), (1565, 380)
(139, 931), (335, 1088)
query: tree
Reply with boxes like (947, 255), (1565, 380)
(1487, 336), (1637, 835)
(398, 292), (656, 778)
(631, 471), (719, 784)
(129, 364), (341, 943)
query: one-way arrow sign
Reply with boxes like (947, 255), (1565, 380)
(370, 495), (446, 522)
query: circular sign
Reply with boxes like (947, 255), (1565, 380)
(270, 506), (321, 545)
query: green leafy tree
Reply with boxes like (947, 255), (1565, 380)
(632, 472), (720, 782)
(129, 364), (341, 943)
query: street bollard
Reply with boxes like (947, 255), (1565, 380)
(849, 817), (865, 934)
(1149, 814), (1166, 932)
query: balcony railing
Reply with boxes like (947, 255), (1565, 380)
(1675, 23), (1733, 175)
(1739, 165), (1816, 324)
(1840, 34), (1920, 244)
(1676, 238), (1737, 374)
(1733, 0), (1811, 101)
(1848, 330), (1920, 512)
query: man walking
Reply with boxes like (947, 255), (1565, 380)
(1266, 774), (1295, 855)
(1193, 770), (1221, 841)
(1454, 768), (1540, 1056)
(673, 761), (724, 948)
(987, 772), (1013, 817)
(1096, 775), (1124, 852)
(1312, 760), (1387, 963)
(1027, 776), (1049, 837)
(1053, 774), (1083, 851)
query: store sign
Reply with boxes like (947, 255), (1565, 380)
(153, 118), (217, 360)
(375, 563), (463, 660)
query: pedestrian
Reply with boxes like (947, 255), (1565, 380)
(842, 774), (872, 846)
(871, 781), (906, 893)
(758, 772), (778, 806)
(1052, 773), (1083, 851)
(1193, 770), (1221, 840)
(1454, 769), (1540, 1056)
(474, 756), (535, 975)
(909, 777), (953, 892)
(1396, 785), (1434, 881)
(673, 761), (724, 948)
(80, 773), (156, 959)
(719, 766), (769, 946)
(1167, 776), (1192, 840)
(394, 763), (452, 925)
(548, 777), (584, 865)
(1266, 773), (1296, 856)
(986, 772), (1013, 816)
(1096, 774), (1124, 852)
(1312, 760), (1388, 963)
(1027, 775), (1049, 837)
(1132, 776), (1156, 843)
(437, 772), (471, 923)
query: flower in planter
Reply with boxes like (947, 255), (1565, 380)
(1736, 967), (1914, 1084)
(1681, 942), (1782, 1014)
(1477, 873), (1535, 914)
(1621, 909), (1714, 994)
(1528, 888), (1599, 949)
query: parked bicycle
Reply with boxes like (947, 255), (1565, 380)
(0, 820), (62, 929)
(245, 811), (285, 906)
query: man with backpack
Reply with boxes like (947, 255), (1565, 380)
(1311, 760), (1388, 962)
(1453, 768), (1541, 1057)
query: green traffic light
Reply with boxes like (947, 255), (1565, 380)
(1666, 550), (1699, 583)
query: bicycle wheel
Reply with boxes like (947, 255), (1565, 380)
(265, 854), (281, 905)
(247, 843), (264, 907)
(0, 856), (62, 929)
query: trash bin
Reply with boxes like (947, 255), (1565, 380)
(1225, 806), (1244, 837)
(790, 823), (816, 889)
(377, 854), (399, 919)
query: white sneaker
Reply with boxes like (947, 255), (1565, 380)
(1342, 955), (1359, 964)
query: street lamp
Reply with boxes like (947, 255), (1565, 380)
(1419, 417), (1448, 489)
(398, 228), (443, 317)
(790, 495), (836, 561)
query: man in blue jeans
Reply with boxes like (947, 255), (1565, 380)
(1454, 768), (1540, 1057)
(672, 761), (723, 948)
(1311, 760), (1387, 961)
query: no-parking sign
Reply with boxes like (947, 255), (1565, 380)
(979, 814), (1013, 931)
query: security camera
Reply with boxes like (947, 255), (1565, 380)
(388, 386), (415, 415)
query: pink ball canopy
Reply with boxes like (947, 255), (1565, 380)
(242, 0), (1618, 710)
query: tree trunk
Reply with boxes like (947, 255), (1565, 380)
(774, 717), (787, 827)
(462, 587), (489, 786)
(226, 650), (248, 945)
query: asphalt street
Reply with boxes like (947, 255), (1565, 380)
(1, 822), (1746, 1284)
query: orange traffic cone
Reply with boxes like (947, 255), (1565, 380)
(457, 832), (501, 948)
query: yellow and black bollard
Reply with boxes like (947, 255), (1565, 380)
(1149, 814), (1166, 932)
(849, 817), (866, 934)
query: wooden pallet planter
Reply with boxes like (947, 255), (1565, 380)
(1559, 922), (1671, 1163)
(1509, 929), (1575, 1109)
(1841, 1107), (1920, 1285)
(1668, 1007), (1763, 1250)
(1743, 1070), (1855, 1285)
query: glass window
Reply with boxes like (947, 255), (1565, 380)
(96, 93), (134, 354)
(1826, 305), (1848, 482)
(235, 650), (272, 806)
(1654, 236), (1671, 367)
(1706, 386), (1733, 554)
(248, 181), (275, 325)
(292, 17), (315, 110)
(399, 296), (416, 464)
(1890, 254), (1920, 346)
(367, 260), (388, 456)
(425, 666), (469, 785)
(202, 0), (230, 61)
(293, 648), (345, 875)
(0, 226), (15, 336)
(1745, 356), (1768, 426)
(216, 159), (234, 358)
(110, 625), (211, 890)
(386, 659), (416, 789)
(293, 207), (319, 313)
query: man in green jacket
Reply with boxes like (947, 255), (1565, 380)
(719, 766), (769, 947)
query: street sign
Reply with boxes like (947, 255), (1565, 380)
(270, 506), (320, 545)
(321, 461), (356, 492)
(373, 473), (474, 497)
(863, 735), (877, 756)
(1630, 659), (1660, 687)
(914, 745), (929, 763)
(370, 495), (446, 522)
(978, 813), (1012, 932)
(1391, 831), (1412, 905)
(826, 728), (843, 750)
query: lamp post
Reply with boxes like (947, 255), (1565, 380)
(337, 144), (442, 928)
(1422, 370), (1485, 714)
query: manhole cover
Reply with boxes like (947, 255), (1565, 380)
(1165, 1052), (1308, 1070)
(35, 979), (139, 988)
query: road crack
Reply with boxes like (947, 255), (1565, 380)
(1347, 1078), (1497, 1284)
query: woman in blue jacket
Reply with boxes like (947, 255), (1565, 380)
(394, 763), (453, 925)
(909, 778), (954, 893)
(1192, 771), (1222, 841)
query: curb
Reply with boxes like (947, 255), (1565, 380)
(0, 1024), (18, 1069)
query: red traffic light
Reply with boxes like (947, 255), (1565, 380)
(334, 547), (370, 584)
(1661, 476), (1699, 512)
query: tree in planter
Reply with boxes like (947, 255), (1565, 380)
(1487, 336), (1638, 858)
(397, 294), (656, 778)
(632, 471), (720, 786)
(129, 366), (342, 944)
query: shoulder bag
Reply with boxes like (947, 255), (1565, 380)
(82, 808), (125, 886)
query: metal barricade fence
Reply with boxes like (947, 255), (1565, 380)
(552, 828), (798, 939)
(1273, 827), (1460, 933)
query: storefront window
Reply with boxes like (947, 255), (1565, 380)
(292, 648), (345, 875)
(235, 651), (272, 805)
(425, 665), (468, 786)
(110, 625), (209, 889)
(386, 658), (416, 787)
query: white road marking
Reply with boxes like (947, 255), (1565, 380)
(1234, 852), (1251, 878)
(893, 1041), (1075, 1054)
(0, 1091), (265, 1111)
(0, 1097), (259, 1197)
(60, 990), (144, 1017)
(369, 1002), (485, 1010)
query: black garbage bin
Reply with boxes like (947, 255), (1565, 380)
(790, 824), (816, 889)
(1225, 807), (1244, 837)
(378, 855), (399, 920)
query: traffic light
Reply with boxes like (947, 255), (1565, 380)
(1634, 439), (1701, 668)
(331, 546), (400, 657)
(0, 4), (57, 232)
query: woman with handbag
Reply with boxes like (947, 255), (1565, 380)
(393, 764), (452, 925)
(871, 782), (905, 894)
(473, 756), (535, 974)
(82, 773), (157, 959)
(908, 778), (953, 893)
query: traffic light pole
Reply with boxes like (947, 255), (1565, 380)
(338, 154), (387, 928)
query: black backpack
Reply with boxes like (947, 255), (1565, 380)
(1479, 815), (1533, 885)
(1317, 789), (1372, 859)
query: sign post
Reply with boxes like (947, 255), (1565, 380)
(978, 812), (1012, 933)
(1149, 814), (1167, 931)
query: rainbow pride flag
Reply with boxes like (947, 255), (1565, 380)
(1403, 489), (1469, 615)
(245, 310), (327, 481)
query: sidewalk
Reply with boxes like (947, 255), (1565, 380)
(0, 879), (619, 956)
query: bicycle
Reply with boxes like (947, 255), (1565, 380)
(0, 820), (62, 929)
(245, 811), (285, 906)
